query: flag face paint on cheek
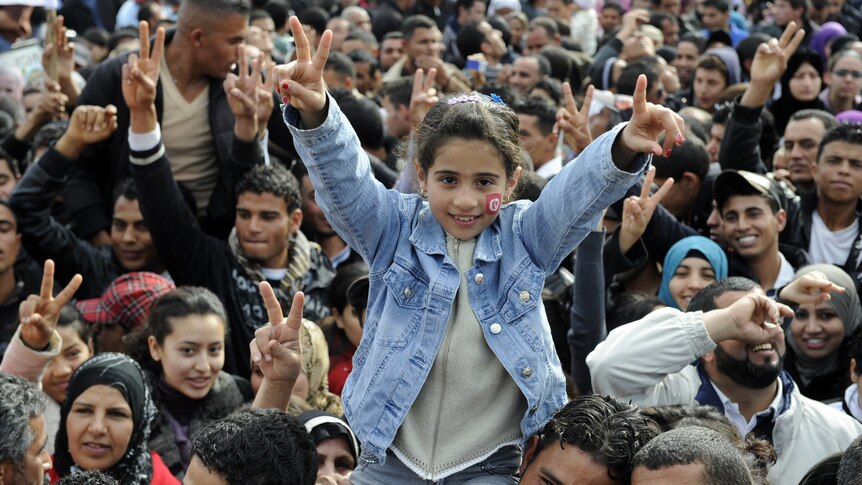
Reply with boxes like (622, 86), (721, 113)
(486, 194), (502, 215)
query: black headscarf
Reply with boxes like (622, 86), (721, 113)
(54, 352), (157, 485)
(769, 47), (827, 134)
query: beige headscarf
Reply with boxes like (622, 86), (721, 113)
(299, 319), (343, 415)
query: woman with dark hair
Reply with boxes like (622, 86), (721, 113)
(768, 48), (828, 135)
(49, 352), (178, 484)
(128, 286), (253, 480)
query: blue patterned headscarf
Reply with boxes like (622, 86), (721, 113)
(658, 236), (728, 309)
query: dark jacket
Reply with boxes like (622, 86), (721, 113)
(130, 142), (333, 377)
(9, 147), (133, 299)
(147, 371), (252, 479)
(66, 29), (263, 241)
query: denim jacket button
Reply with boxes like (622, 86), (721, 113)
(474, 273), (485, 284)
(522, 367), (533, 378)
(402, 287), (412, 298)
(490, 323), (502, 334)
(519, 290), (530, 302)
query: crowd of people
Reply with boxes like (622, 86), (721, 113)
(1, 0), (862, 483)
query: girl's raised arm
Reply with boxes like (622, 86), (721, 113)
(271, 16), (332, 129)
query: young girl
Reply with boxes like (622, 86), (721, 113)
(321, 262), (369, 395)
(274, 16), (684, 482)
(130, 287), (253, 479)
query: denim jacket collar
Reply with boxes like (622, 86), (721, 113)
(409, 205), (504, 263)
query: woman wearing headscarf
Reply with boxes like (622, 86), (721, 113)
(782, 264), (862, 401)
(658, 236), (729, 311)
(49, 352), (178, 484)
(810, 22), (848, 70)
(768, 48), (828, 135)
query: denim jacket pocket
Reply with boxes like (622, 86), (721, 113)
(499, 265), (545, 352)
(380, 261), (429, 346)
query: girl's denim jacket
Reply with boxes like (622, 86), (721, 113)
(283, 96), (650, 463)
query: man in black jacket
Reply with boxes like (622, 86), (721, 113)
(123, 27), (332, 377)
(65, 0), (268, 244)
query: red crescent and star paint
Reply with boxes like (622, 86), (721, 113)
(486, 194), (502, 215)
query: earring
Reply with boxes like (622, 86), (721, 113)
(420, 188), (428, 198)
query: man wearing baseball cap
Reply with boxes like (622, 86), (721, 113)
(713, 170), (807, 295)
(76, 272), (174, 353)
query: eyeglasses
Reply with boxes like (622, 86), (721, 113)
(832, 69), (862, 79)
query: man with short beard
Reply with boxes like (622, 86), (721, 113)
(588, 277), (862, 485)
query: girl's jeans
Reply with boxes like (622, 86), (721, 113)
(349, 445), (521, 484)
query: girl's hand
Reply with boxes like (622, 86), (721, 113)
(19, 260), (82, 351)
(272, 16), (332, 129)
(250, 283), (304, 383)
(617, 166), (673, 254)
(618, 75), (685, 161)
(409, 68), (438, 129)
(779, 271), (845, 305)
(121, 21), (165, 112)
(555, 83), (593, 154)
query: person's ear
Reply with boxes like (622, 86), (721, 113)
(0, 460), (10, 484)
(520, 434), (540, 476)
(701, 350), (715, 363)
(191, 28), (205, 48)
(775, 208), (787, 232)
(147, 335), (162, 362)
(415, 159), (427, 188)
(506, 166), (523, 199)
(289, 208), (303, 234)
(345, 76), (355, 91)
(823, 71), (833, 87)
(681, 171), (700, 189)
(851, 358), (858, 382)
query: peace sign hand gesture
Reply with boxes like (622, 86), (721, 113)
(410, 68), (439, 129)
(224, 47), (275, 139)
(18, 260), (83, 352)
(750, 21), (805, 87)
(617, 75), (685, 164)
(618, 166), (674, 254)
(272, 16), (332, 129)
(121, 21), (165, 112)
(251, 283), (304, 383)
(555, 83), (593, 154)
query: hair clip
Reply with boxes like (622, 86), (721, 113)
(446, 93), (507, 106)
(447, 94), (483, 105)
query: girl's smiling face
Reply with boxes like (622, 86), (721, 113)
(42, 325), (93, 404)
(418, 138), (521, 240)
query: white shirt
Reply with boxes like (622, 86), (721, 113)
(712, 378), (784, 437)
(772, 252), (797, 295)
(535, 155), (563, 179)
(831, 384), (862, 422)
(808, 210), (862, 267)
(261, 267), (288, 281)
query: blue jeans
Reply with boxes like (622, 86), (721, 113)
(350, 445), (521, 484)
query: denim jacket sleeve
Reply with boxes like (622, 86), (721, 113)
(282, 96), (407, 267)
(517, 123), (651, 274)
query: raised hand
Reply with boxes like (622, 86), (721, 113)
(250, 283), (304, 383)
(618, 166), (674, 254)
(705, 294), (793, 345)
(741, 21), (805, 109)
(409, 68), (439, 129)
(272, 15), (332, 128)
(121, 21), (165, 112)
(42, 15), (74, 84)
(618, 74), (685, 161)
(224, 46), (275, 139)
(54, 105), (118, 159)
(779, 271), (845, 305)
(18, 260), (83, 351)
(555, 82), (593, 154)
(617, 9), (650, 39)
